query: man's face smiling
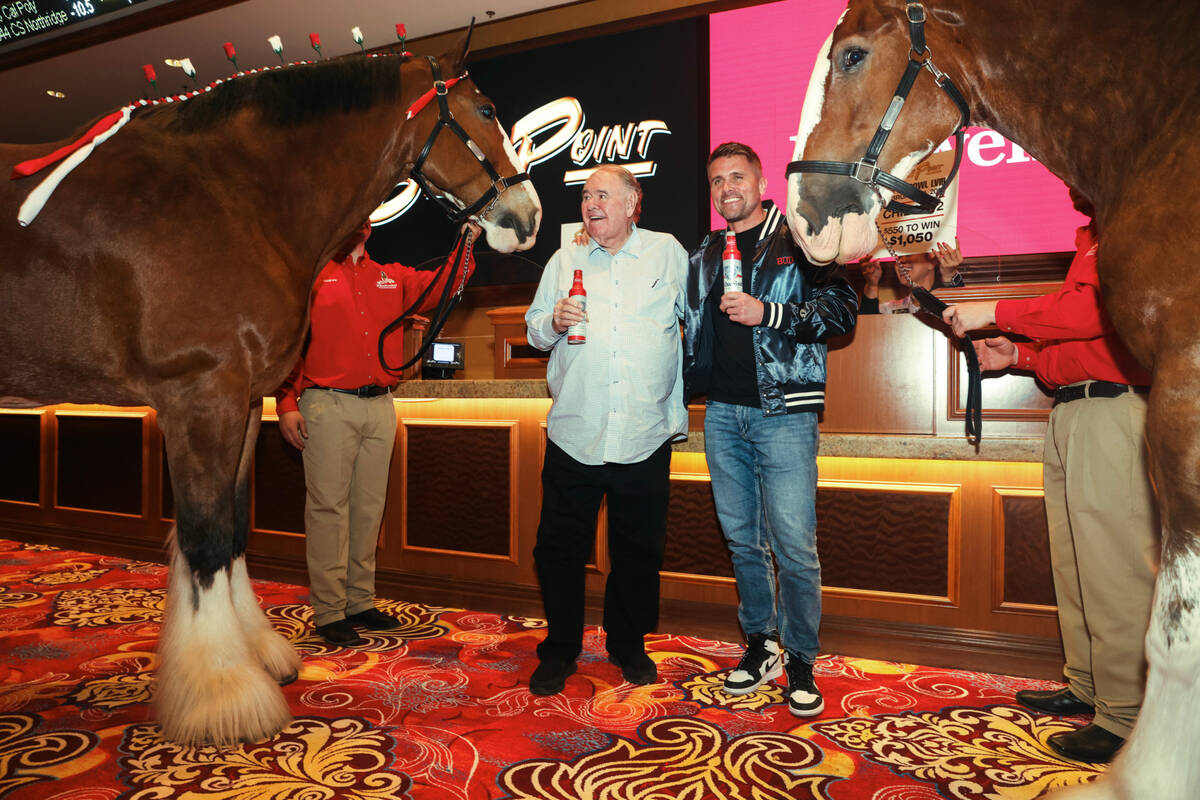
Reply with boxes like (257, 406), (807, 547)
(581, 170), (635, 251)
(708, 155), (766, 227)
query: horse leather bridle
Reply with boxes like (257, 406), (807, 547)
(786, 1), (971, 216)
(377, 55), (534, 375)
(405, 56), (532, 224)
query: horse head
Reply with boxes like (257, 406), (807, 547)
(786, 1), (967, 264)
(402, 29), (542, 253)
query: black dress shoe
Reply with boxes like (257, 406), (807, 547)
(1016, 687), (1093, 716)
(345, 607), (401, 630)
(608, 651), (657, 685)
(315, 619), (367, 646)
(530, 658), (577, 696)
(1048, 723), (1125, 763)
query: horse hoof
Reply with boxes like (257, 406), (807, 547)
(156, 656), (292, 747)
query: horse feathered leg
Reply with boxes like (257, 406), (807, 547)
(1112, 371), (1200, 798)
(231, 556), (301, 685)
(156, 399), (291, 746)
(227, 402), (301, 685)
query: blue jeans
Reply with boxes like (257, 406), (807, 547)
(704, 401), (821, 661)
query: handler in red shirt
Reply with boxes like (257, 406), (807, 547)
(276, 219), (479, 646)
(942, 188), (1156, 763)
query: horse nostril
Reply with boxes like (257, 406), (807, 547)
(495, 211), (535, 243)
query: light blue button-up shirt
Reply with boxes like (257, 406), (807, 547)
(526, 225), (689, 465)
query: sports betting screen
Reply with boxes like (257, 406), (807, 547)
(0, 0), (161, 50)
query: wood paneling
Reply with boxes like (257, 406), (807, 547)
(55, 414), (143, 516)
(252, 422), (307, 535)
(486, 306), (549, 378)
(0, 315), (1069, 678)
(816, 483), (955, 600)
(0, 413), (40, 504)
(402, 421), (516, 558)
(820, 314), (938, 434)
(994, 488), (1056, 612)
(662, 476), (731, 579)
(949, 339), (1054, 423)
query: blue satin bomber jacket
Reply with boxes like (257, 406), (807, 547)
(683, 201), (859, 415)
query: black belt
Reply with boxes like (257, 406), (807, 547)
(311, 384), (394, 398)
(1054, 381), (1148, 405)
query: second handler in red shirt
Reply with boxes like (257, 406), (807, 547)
(276, 219), (479, 646)
(941, 188), (1156, 763)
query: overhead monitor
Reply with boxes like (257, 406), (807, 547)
(0, 0), (165, 52)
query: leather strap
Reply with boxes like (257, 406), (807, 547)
(911, 286), (982, 442)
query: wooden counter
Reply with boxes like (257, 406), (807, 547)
(392, 378), (1044, 462)
(0, 286), (1064, 678)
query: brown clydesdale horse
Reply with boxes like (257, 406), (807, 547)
(785, 1), (1197, 797)
(0, 34), (540, 745)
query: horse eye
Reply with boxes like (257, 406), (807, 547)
(840, 47), (867, 71)
(479, 104), (496, 120)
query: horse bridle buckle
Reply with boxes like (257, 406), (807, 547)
(851, 160), (880, 184)
(905, 3), (926, 24)
(923, 58), (949, 86)
(434, 80), (448, 96)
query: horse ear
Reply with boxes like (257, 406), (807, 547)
(445, 17), (475, 75)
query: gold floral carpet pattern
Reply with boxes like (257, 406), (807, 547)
(0, 540), (1104, 799)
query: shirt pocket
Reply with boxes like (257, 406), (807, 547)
(627, 282), (681, 399)
(629, 278), (680, 332)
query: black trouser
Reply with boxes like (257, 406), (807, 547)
(533, 439), (672, 662)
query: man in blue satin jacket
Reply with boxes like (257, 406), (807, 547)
(683, 142), (857, 717)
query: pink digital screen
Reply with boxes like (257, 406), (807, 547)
(709, 0), (1087, 256)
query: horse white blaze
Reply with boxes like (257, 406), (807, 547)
(787, 30), (836, 262)
(788, 27), (879, 264)
(157, 541), (291, 746)
(476, 121), (542, 253)
(230, 556), (300, 684)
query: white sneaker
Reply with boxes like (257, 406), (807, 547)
(784, 651), (824, 717)
(723, 633), (783, 696)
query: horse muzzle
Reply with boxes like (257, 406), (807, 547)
(480, 182), (541, 253)
(786, 172), (880, 264)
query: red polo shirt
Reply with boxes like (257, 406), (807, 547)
(994, 226), (1148, 390)
(275, 247), (474, 413)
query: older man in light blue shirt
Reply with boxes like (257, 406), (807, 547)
(525, 165), (687, 696)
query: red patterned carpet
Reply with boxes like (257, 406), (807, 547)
(0, 539), (1104, 799)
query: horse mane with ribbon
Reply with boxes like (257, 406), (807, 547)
(10, 50), (414, 225)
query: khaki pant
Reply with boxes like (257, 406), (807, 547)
(1043, 385), (1159, 738)
(298, 388), (397, 626)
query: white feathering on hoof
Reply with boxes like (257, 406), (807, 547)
(156, 542), (292, 746)
(230, 556), (301, 684)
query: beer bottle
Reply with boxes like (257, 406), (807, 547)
(722, 230), (742, 295)
(567, 269), (587, 345)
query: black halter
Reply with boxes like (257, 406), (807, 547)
(786, 2), (971, 216)
(406, 56), (532, 224)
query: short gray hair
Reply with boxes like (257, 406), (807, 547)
(588, 165), (643, 222)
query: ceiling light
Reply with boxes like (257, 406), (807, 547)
(46, 90), (65, 99)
